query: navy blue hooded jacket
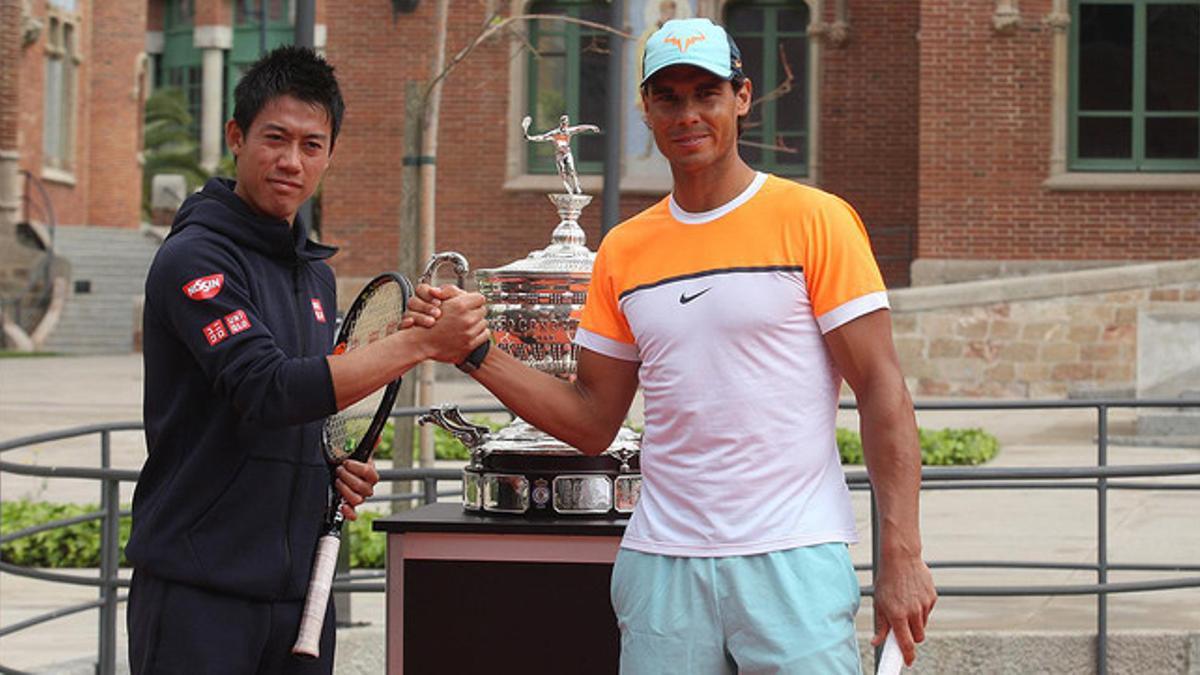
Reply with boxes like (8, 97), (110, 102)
(127, 177), (339, 601)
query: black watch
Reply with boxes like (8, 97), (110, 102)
(457, 341), (490, 373)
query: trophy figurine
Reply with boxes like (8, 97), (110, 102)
(417, 115), (642, 517)
(522, 114), (599, 196)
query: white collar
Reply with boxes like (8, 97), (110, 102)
(668, 172), (768, 224)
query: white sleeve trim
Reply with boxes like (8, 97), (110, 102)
(574, 328), (641, 362)
(816, 291), (891, 334)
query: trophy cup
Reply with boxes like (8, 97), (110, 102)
(417, 115), (642, 517)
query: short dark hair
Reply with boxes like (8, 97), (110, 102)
(233, 45), (345, 150)
(731, 73), (748, 138)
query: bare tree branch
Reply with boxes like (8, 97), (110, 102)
(750, 42), (797, 108)
(422, 13), (633, 109)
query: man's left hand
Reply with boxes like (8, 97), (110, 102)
(872, 551), (937, 666)
(334, 458), (380, 520)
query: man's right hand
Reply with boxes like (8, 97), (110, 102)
(411, 283), (490, 364)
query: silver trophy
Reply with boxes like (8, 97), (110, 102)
(418, 115), (642, 517)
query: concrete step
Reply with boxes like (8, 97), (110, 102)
(43, 226), (159, 354)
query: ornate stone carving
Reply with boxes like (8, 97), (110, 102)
(993, 0), (1021, 34)
(1043, 11), (1071, 33)
(810, 0), (850, 47)
(21, 0), (43, 47)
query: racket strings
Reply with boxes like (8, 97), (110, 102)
(324, 281), (407, 461)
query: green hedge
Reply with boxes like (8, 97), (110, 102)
(1, 500), (132, 567)
(836, 427), (1000, 466)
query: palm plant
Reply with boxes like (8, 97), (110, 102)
(141, 88), (208, 217)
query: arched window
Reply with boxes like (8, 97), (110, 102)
(525, 1), (610, 177)
(724, 0), (811, 176)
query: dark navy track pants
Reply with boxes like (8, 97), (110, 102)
(127, 570), (335, 674)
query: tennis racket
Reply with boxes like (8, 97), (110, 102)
(292, 272), (412, 659)
(876, 629), (904, 675)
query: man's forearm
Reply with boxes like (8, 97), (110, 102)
(858, 379), (924, 556)
(470, 347), (635, 455)
(327, 330), (428, 411)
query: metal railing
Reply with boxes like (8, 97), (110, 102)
(1, 400), (1198, 675)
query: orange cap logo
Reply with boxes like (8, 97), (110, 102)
(663, 32), (707, 53)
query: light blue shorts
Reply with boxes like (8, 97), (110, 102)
(610, 543), (862, 675)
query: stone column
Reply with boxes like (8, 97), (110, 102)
(193, 25), (231, 173)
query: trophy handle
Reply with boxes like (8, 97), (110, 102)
(416, 403), (490, 468)
(419, 252), (470, 288)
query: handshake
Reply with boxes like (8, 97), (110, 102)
(402, 282), (492, 368)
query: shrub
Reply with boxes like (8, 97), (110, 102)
(346, 511), (386, 569)
(917, 427), (1000, 466)
(837, 428), (864, 464)
(836, 427), (1000, 466)
(1, 500), (131, 567)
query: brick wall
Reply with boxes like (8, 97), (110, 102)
(0, 0), (18, 151)
(820, 0), (919, 286)
(20, 0), (88, 225)
(86, 0), (147, 228)
(917, 0), (1200, 262)
(17, 0), (145, 228)
(194, 0), (230, 28)
(147, 0), (163, 32)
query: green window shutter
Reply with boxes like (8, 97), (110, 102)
(526, 1), (609, 175)
(1069, 0), (1200, 172)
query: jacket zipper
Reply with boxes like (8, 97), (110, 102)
(282, 262), (308, 596)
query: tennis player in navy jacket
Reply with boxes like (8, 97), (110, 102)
(126, 46), (490, 674)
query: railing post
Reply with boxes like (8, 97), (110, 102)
(870, 487), (882, 669)
(1096, 405), (1108, 675)
(98, 430), (118, 675)
(423, 476), (438, 505)
(334, 532), (352, 626)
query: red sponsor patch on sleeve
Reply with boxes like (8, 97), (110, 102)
(203, 319), (229, 346)
(311, 298), (327, 323)
(224, 309), (251, 334)
(183, 273), (225, 301)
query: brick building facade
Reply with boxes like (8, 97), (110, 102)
(3, 0), (147, 231)
(322, 0), (1198, 290)
(3, 0), (1197, 289)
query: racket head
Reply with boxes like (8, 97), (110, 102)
(322, 272), (412, 464)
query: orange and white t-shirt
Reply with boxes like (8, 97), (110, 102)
(576, 172), (888, 557)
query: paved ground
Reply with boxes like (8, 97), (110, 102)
(1, 354), (1198, 672)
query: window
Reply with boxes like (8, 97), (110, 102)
(230, 1), (294, 120)
(160, 0), (204, 142)
(725, 0), (810, 176)
(165, 66), (204, 138)
(525, 1), (610, 176)
(43, 14), (79, 172)
(236, 0), (289, 25)
(167, 0), (195, 26)
(1071, 0), (1200, 171)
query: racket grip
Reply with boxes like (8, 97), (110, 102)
(876, 630), (904, 675)
(291, 533), (341, 659)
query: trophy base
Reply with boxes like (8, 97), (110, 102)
(462, 453), (641, 517)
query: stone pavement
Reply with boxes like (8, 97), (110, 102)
(1, 355), (1199, 672)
